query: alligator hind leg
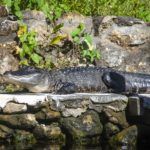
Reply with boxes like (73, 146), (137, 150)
(56, 82), (78, 94)
(102, 71), (126, 93)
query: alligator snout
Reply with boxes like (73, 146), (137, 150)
(3, 71), (11, 76)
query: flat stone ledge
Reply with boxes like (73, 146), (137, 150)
(0, 93), (128, 108)
(49, 93), (128, 103)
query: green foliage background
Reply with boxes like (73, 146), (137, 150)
(60, 0), (150, 21)
(0, 0), (150, 21)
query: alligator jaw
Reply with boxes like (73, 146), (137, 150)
(2, 69), (51, 93)
(3, 73), (37, 85)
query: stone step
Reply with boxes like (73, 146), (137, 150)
(0, 93), (128, 108)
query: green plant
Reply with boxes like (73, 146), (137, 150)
(3, 0), (70, 21)
(2, 0), (150, 22)
(17, 22), (67, 69)
(17, 23), (42, 66)
(71, 23), (100, 63)
(3, 0), (23, 19)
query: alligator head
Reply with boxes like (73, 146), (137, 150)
(3, 66), (50, 92)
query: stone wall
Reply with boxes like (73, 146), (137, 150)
(0, 93), (149, 149)
(0, 6), (19, 75)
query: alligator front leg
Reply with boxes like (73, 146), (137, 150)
(56, 82), (78, 94)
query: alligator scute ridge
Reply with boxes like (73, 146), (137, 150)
(2, 66), (150, 94)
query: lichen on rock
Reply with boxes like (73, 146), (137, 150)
(60, 110), (103, 145)
(33, 123), (65, 144)
(109, 125), (138, 149)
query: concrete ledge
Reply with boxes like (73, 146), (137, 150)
(0, 93), (128, 108)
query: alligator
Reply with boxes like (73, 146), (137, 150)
(3, 66), (110, 94)
(2, 66), (150, 94)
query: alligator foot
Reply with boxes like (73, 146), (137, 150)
(56, 82), (78, 94)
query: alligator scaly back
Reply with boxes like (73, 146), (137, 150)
(47, 67), (111, 93)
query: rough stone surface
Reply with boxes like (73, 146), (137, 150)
(50, 98), (90, 117)
(103, 109), (129, 129)
(22, 10), (50, 46)
(0, 13), (19, 74)
(0, 114), (37, 129)
(3, 102), (27, 114)
(0, 48), (18, 74)
(33, 123), (65, 143)
(56, 13), (94, 38)
(0, 124), (13, 141)
(60, 110), (103, 145)
(35, 107), (60, 121)
(0, 93), (128, 113)
(13, 130), (36, 146)
(0, 93), (49, 108)
(0, 18), (18, 36)
(94, 16), (150, 73)
(0, 6), (8, 17)
(0, 92), (149, 147)
(103, 122), (120, 139)
(49, 93), (128, 117)
(109, 125), (138, 149)
(0, 92), (129, 146)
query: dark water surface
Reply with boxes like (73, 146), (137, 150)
(0, 139), (150, 150)
(0, 143), (102, 150)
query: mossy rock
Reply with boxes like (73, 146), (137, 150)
(103, 122), (120, 139)
(33, 123), (65, 144)
(60, 110), (103, 145)
(109, 125), (137, 149)
(0, 124), (13, 142)
(12, 130), (36, 149)
(35, 107), (60, 121)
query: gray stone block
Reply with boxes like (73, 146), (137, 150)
(128, 96), (142, 116)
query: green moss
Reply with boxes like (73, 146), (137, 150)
(60, 111), (103, 145)
(4, 84), (24, 93)
(109, 125), (137, 149)
(13, 130), (36, 143)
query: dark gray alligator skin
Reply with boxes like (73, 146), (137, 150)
(3, 66), (150, 94)
(102, 71), (150, 94)
(47, 67), (111, 93)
